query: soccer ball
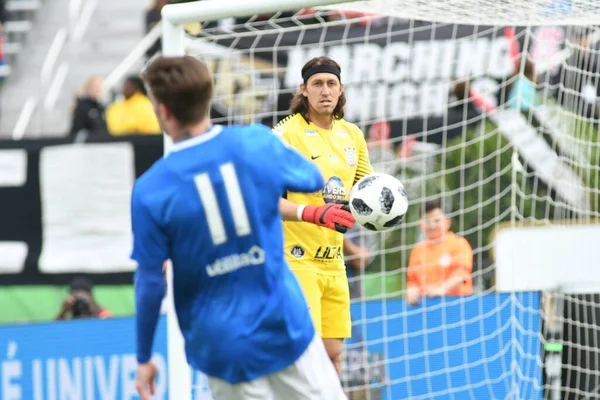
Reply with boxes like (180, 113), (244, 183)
(349, 173), (409, 231)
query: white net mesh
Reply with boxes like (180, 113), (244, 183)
(163, 4), (600, 399)
(326, 0), (600, 26)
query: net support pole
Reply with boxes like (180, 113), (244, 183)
(161, 15), (189, 400)
(165, 261), (190, 400)
(159, 1), (356, 399)
(161, 18), (184, 57)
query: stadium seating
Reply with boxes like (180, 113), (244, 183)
(0, 0), (148, 138)
(1, 0), (40, 77)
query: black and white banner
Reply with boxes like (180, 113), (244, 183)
(0, 136), (163, 285)
(198, 19), (571, 143)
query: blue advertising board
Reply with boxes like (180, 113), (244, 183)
(0, 317), (168, 400)
(344, 292), (543, 400)
(0, 293), (541, 399)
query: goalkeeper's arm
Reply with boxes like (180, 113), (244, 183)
(279, 198), (355, 233)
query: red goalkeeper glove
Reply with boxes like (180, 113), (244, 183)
(299, 202), (355, 233)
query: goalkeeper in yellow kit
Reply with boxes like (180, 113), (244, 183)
(276, 56), (374, 375)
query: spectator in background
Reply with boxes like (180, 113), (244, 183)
(507, 57), (540, 113)
(406, 199), (473, 306)
(68, 75), (109, 140)
(106, 75), (161, 135)
(144, 0), (170, 60)
(451, 79), (490, 118)
(55, 277), (113, 320)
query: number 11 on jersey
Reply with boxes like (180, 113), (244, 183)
(194, 162), (252, 246)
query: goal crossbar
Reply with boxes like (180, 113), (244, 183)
(161, 0), (357, 26)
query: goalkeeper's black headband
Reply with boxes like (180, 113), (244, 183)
(302, 65), (341, 84)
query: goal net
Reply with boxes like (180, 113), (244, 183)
(160, 1), (600, 399)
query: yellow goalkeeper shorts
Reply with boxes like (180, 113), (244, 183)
(292, 269), (351, 339)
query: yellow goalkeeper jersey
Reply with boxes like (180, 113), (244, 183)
(274, 113), (374, 275)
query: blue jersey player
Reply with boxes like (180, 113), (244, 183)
(132, 56), (347, 400)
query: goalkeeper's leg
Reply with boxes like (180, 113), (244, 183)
(321, 273), (352, 375)
(293, 270), (351, 375)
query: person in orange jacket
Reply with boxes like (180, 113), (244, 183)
(406, 199), (473, 305)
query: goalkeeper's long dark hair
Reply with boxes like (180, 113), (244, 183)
(290, 56), (346, 121)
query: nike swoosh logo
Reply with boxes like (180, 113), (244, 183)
(311, 155), (321, 160)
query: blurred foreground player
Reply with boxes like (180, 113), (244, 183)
(131, 56), (347, 400)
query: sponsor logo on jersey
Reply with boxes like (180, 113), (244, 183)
(314, 246), (343, 261)
(322, 176), (347, 203)
(290, 245), (305, 259)
(337, 130), (349, 137)
(329, 154), (339, 163)
(305, 129), (319, 136)
(344, 146), (357, 167)
(206, 246), (265, 277)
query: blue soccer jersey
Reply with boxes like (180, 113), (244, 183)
(131, 124), (324, 384)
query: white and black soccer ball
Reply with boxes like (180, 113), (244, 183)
(349, 173), (409, 231)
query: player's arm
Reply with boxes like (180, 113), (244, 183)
(279, 198), (302, 220)
(437, 275), (467, 295)
(130, 186), (168, 366)
(270, 123), (355, 233)
(269, 122), (323, 193)
(353, 126), (375, 185)
(279, 197), (352, 228)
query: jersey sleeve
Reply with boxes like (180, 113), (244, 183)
(263, 124), (324, 193)
(130, 182), (168, 364)
(130, 183), (169, 267)
(354, 126), (374, 184)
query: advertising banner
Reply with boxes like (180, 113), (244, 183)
(201, 20), (568, 144)
(0, 294), (542, 399)
(343, 293), (542, 399)
(0, 136), (163, 285)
